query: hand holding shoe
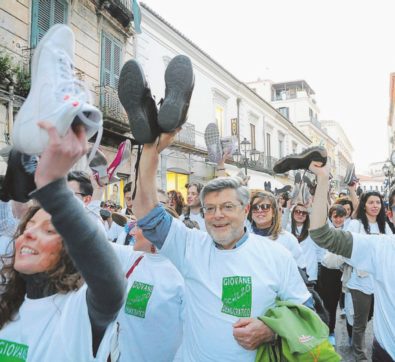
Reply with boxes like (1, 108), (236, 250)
(149, 128), (181, 154)
(309, 160), (330, 180)
(35, 121), (88, 189)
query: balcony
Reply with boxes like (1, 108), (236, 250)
(172, 123), (208, 156)
(98, 85), (130, 134)
(98, 0), (133, 28)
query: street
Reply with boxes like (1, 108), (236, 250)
(334, 310), (373, 361)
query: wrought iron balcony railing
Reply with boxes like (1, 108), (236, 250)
(98, 0), (133, 27)
(98, 85), (130, 132)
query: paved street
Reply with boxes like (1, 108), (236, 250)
(334, 310), (373, 361)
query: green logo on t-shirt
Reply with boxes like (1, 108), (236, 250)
(125, 281), (154, 318)
(221, 276), (252, 317)
(0, 339), (28, 361)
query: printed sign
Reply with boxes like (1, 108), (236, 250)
(125, 281), (154, 318)
(231, 118), (238, 136)
(221, 276), (252, 317)
(0, 339), (28, 362)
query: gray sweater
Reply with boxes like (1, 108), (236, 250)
(31, 177), (126, 354)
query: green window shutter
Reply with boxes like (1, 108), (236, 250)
(113, 42), (122, 89)
(100, 32), (123, 88)
(31, 0), (68, 48)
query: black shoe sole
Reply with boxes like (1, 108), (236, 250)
(158, 55), (194, 132)
(273, 147), (327, 174)
(118, 60), (159, 144)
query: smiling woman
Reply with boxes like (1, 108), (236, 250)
(0, 123), (125, 361)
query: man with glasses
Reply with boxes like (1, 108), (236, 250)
(67, 171), (106, 236)
(132, 133), (311, 362)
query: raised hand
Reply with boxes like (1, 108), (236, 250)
(35, 121), (88, 188)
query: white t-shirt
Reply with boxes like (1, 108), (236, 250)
(117, 253), (184, 362)
(349, 232), (395, 359)
(299, 236), (319, 281)
(0, 285), (116, 361)
(268, 230), (306, 270)
(161, 219), (310, 362)
(104, 220), (123, 242)
(346, 220), (392, 294)
(180, 211), (206, 231)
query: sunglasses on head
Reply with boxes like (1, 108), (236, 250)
(294, 209), (308, 216)
(252, 203), (272, 212)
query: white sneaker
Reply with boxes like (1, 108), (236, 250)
(12, 24), (102, 155)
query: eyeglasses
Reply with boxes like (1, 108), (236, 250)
(202, 202), (243, 215)
(251, 203), (272, 212)
(294, 209), (308, 216)
(75, 192), (88, 197)
(332, 214), (345, 219)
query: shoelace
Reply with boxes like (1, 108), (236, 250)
(57, 52), (103, 165)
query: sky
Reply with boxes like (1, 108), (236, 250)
(142, 0), (395, 172)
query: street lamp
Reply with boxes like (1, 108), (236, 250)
(382, 162), (393, 198)
(234, 137), (259, 175)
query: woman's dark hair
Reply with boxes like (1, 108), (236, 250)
(167, 190), (185, 216)
(356, 191), (387, 234)
(291, 203), (310, 242)
(0, 206), (83, 329)
(247, 191), (281, 240)
(335, 197), (354, 216)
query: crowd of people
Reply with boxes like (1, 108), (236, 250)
(0, 24), (394, 362)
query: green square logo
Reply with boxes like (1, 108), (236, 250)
(125, 281), (154, 318)
(221, 276), (252, 317)
(0, 339), (29, 361)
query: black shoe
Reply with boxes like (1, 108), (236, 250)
(344, 163), (358, 186)
(273, 146), (327, 174)
(118, 60), (160, 144)
(158, 55), (194, 131)
(303, 173), (317, 195)
(274, 185), (292, 195)
(0, 149), (37, 203)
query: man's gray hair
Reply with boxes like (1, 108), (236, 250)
(200, 177), (250, 206)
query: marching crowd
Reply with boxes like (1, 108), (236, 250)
(0, 24), (394, 362)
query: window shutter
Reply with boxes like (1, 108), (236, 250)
(101, 33), (123, 88)
(113, 42), (122, 89)
(101, 34), (112, 87)
(31, 0), (68, 47)
(53, 0), (67, 24)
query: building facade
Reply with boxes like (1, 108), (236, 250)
(321, 120), (353, 184)
(137, 4), (312, 194)
(247, 78), (354, 187)
(0, 0), (138, 202)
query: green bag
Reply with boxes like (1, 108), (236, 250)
(255, 300), (341, 362)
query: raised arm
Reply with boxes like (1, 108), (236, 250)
(34, 122), (125, 353)
(308, 160), (353, 258)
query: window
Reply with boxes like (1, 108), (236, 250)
(309, 108), (314, 121)
(292, 141), (297, 154)
(215, 106), (225, 136)
(278, 132), (285, 158)
(278, 107), (289, 120)
(266, 133), (271, 157)
(250, 124), (256, 150)
(31, 0), (68, 47)
(101, 32), (122, 89)
(166, 172), (188, 200)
